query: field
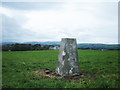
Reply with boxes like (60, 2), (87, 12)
(2, 50), (119, 88)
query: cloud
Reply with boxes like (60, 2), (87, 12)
(0, 7), (13, 17)
(1, 2), (118, 44)
(2, 2), (64, 11)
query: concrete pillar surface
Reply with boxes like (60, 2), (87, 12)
(56, 38), (80, 76)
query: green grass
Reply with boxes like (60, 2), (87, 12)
(2, 50), (119, 88)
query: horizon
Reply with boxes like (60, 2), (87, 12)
(2, 41), (119, 45)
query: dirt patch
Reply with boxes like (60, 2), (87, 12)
(33, 70), (62, 79)
(33, 70), (85, 80)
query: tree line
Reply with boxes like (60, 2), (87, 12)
(2, 43), (120, 51)
(2, 43), (51, 51)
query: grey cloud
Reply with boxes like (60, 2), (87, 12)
(2, 2), (64, 11)
(2, 15), (57, 42)
(2, 15), (35, 42)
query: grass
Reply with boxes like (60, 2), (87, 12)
(2, 50), (119, 88)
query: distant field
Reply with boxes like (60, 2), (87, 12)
(2, 50), (119, 88)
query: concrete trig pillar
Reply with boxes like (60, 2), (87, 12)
(56, 38), (80, 76)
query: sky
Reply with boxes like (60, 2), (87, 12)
(0, 1), (118, 44)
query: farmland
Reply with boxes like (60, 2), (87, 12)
(2, 50), (119, 88)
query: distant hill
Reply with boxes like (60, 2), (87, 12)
(23, 41), (60, 46)
(77, 43), (120, 50)
(2, 41), (60, 46)
(2, 41), (120, 50)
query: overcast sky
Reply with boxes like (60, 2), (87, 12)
(1, 1), (118, 44)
